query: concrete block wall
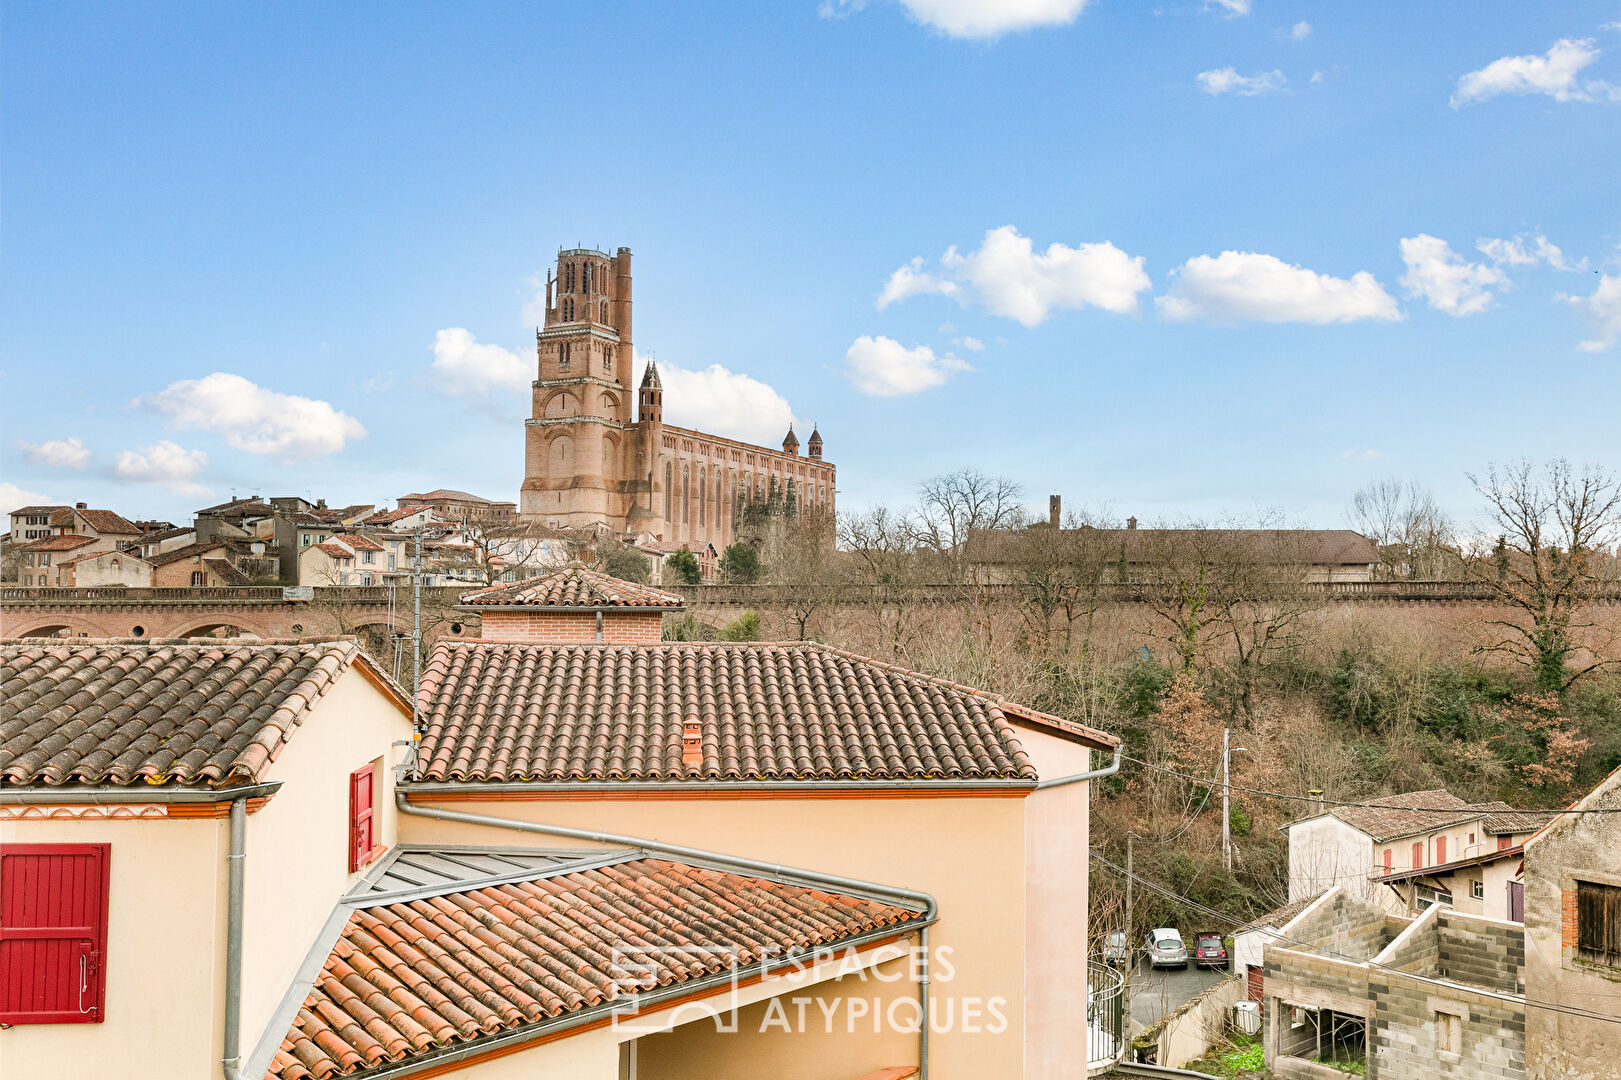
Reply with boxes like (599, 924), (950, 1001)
(1437, 911), (1525, 994)
(1369, 970), (1525, 1080)
(1266, 950), (1372, 1005)
(1379, 912), (1440, 975)
(1291, 892), (1396, 960)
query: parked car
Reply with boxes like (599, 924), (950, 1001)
(1147, 927), (1188, 969)
(1194, 931), (1229, 970)
(1103, 931), (1130, 966)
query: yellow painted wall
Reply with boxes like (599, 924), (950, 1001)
(240, 668), (412, 1054)
(0, 815), (228, 1077)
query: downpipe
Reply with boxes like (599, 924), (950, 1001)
(396, 790), (937, 1078)
(1033, 745), (1123, 790)
(223, 796), (248, 1080)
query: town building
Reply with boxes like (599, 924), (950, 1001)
(966, 500), (1380, 584)
(518, 246), (834, 551)
(1522, 763), (1621, 1080)
(52, 549), (154, 588)
(394, 488), (516, 523)
(7, 503), (141, 548)
(1284, 789), (1546, 919)
(0, 567), (1122, 1080)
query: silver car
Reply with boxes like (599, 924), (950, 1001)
(1103, 930), (1131, 966)
(1147, 927), (1188, 969)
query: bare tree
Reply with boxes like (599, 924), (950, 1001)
(1003, 508), (1118, 657)
(913, 467), (1025, 581)
(838, 504), (928, 660)
(1465, 458), (1621, 692)
(435, 516), (555, 586)
(760, 503), (841, 639)
(1349, 478), (1459, 579)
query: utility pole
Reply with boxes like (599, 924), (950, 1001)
(1125, 832), (1134, 945)
(1222, 726), (1231, 873)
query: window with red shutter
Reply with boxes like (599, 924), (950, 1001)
(349, 764), (378, 872)
(1436, 836), (1447, 864)
(0, 844), (110, 1024)
(1411, 842), (1423, 869)
(1498, 834), (1512, 851)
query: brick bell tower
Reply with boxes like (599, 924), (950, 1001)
(520, 246), (636, 525)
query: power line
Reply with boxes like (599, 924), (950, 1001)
(1090, 850), (1621, 1028)
(1121, 754), (1617, 816)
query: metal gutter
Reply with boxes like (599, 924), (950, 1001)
(401, 778), (1036, 795)
(396, 790), (938, 1077)
(0, 781), (283, 805)
(1034, 745), (1123, 790)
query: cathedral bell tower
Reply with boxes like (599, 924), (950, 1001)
(519, 247), (636, 525)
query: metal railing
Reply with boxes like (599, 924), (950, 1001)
(1088, 960), (1127, 1071)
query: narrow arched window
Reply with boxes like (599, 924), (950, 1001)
(664, 461), (673, 520)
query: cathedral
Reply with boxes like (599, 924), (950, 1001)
(519, 246), (834, 551)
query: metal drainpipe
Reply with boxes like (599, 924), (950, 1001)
(1033, 745), (1123, 790)
(222, 796), (248, 1080)
(395, 791), (935, 1078)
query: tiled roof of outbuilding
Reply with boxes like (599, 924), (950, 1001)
(414, 640), (1116, 785)
(0, 639), (393, 788)
(1472, 801), (1560, 835)
(76, 509), (141, 534)
(458, 566), (684, 610)
(266, 852), (924, 1080)
(148, 540), (228, 567)
(1324, 789), (1482, 842)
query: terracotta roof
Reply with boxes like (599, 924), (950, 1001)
(140, 526), (195, 543)
(0, 639), (384, 788)
(75, 509), (141, 535)
(148, 540), (229, 567)
(266, 851), (924, 1080)
(1471, 801), (1560, 835)
(414, 640), (1116, 785)
(342, 534), (384, 551)
(9, 505), (70, 517)
(56, 550), (150, 569)
(20, 534), (98, 552)
(204, 558), (251, 585)
(315, 543), (353, 558)
(1324, 790), (1483, 842)
(458, 566), (684, 609)
(363, 506), (433, 524)
(399, 489), (494, 503)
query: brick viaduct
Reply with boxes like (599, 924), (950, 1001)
(4, 581), (1617, 643)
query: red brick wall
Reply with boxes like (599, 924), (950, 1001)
(1561, 887), (1578, 948)
(478, 610), (665, 644)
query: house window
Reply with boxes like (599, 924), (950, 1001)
(0, 843), (110, 1024)
(1468, 832), (1476, 846)
(360, 574), (373, 586)
(1436, 836), (1447, 864)
(1383, 849), (1392, 874)
(1435, 1010), (1461, 1054)
(362, 550), (374, 564)
(191, 571), (206, 585)
(1472, 880), (1485, 900)
(349, 763), (382, 872)
(387, 553), (396, 571)
(1576, 880), (1621, 967)
(1498, 834), (1511, 851)
(1412, 842), (1423, 869)
(302, 534), (312, 546)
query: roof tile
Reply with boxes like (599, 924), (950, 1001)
(459, 566), (684, 609)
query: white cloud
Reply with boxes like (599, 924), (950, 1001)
(1198, 67), (1287, 96)
(1311, 70), (1326, 84)
(18, 436), (91, 470)
(957, 335), (985, 352)
(881, 226), (1150, 327)
(822, 0), (1089, 38)
(140, 373), (366, 461)
(1206, 0), (1251, 16)
(843, 335), (972, 397)
(1562, 272), (1621, 353)
(1291, 20), (1311, 40)
(636, 354), (799, 445)
(1398, 234), (1510, 317)
(1476, 233), (1582, 271)
(877, 257), (959, 309)
(1452, 38), (1618, 107)
(0, 481), (53, 515)
(112, 441), (212, 499)
(430, 328), (531, 397)
(1341, 449), (1381, 461)
(1157, 251), (1403, 324)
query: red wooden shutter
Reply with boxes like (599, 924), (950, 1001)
(1245, 964), (1264, 1002)
(0, 844), (110, 1024)
(349, 765), (375, 872)
(1382, 849), (1392, 874)
(1436, 836), (1447, 864)
(1498, 834), (1511, 851)
(1411, 842), (1422, 868)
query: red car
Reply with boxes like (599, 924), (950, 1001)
(1194, 932), (1229, 970)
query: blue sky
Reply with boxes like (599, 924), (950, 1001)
(3, 1), (1618, 529)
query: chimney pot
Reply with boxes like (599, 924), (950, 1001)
(681, 719), (703, 767)
(76, 502), (88, 510)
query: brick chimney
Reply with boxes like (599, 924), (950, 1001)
(682, 719), (703, 767)
(1127, 516), (1138, 530)
(1049, 495), (1061, 528)
(456, 565), (684, 643)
